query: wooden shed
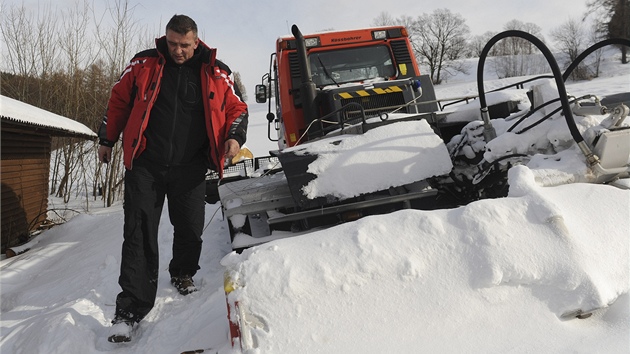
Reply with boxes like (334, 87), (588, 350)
(1, 95), (96, 253)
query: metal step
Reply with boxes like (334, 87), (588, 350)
(218, 172), (295, 218)
(267, 188), (438, 225)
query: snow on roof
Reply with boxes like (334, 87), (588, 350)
(0, 95), (96, 138)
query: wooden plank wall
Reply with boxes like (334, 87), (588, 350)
(1, 128), (51, 252)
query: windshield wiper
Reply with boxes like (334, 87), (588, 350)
(316, 55), (340, 87)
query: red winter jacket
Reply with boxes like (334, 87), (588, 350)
(98, 37), (248, 176)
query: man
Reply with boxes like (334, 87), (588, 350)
(98, 14), (248, 343)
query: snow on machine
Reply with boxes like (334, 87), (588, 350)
(206, 25), (630, 350)
(208, 26), (629, 252)
(211, 25), (522, 250)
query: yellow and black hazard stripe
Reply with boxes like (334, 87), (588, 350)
(335, 85), (404, 100)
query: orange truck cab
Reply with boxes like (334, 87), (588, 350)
(256, 25), (437, 150)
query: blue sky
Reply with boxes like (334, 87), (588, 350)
(6, 0), (591, 100)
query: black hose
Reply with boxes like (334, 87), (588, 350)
(516, 105), (563, 134)
(506, 97), (562, 133)
(505, 38), (630, 134)
(513, 95), (598, 134)
(477, 30), (584, 144)
(563, 38), (630, 81)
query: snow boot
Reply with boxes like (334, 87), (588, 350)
(171, 275), (198, 295)
(107, 315), (135, 343)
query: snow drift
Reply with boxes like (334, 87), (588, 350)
(222, 166), (629, 353)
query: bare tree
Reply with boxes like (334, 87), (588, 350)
(397, 15), (415, 31)
(371, 11), (397, 26)
(491, 19), (548, 78)
(93, 0), (143, 80)
(60, 1), (94, 74)
(92, 0), (150, 207)
(53, 1), (96, 203)
(587, 22), (605, 77)
(467, 31), (498, 58)
(1, 0), (153, 210)
(551, 18), (591, 80)
(411, 9), (470, 84)
(33, 3), (61, 107)
(495, 20), (544, 56)
(1, 5), (39, 97)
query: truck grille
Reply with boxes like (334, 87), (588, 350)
(339, 91), (406, 122)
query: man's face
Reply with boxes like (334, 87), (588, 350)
(166, 29), (199, 64)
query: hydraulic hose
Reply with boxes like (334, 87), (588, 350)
(509, 95), (598, 134)
(476, 30), (585, 145)
(563, 38), (630, 81)
(506, 98), (561, 133)
(507, 38), (630, 134)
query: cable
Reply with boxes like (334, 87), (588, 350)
(507, 97), (562, 133)
(203, 204), (222, 232)
(507, 38), (630, 136)
(477, 30), (584, 145)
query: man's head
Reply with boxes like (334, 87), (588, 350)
(165, 15), (199, 64)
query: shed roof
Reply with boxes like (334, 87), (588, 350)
(0, 95), (96, 139)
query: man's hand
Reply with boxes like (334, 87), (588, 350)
(224, 139), (241, 161)
(98, 145), (112, 164)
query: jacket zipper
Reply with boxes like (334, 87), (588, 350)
(206, 67), (223, 176)
(165, 66), (182, 166)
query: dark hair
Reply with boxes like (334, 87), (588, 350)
(166, 14), (198, 37)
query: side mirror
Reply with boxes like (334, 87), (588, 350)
(255, 84), (267, 103)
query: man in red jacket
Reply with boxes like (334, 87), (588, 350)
(97, 14), (248, 343)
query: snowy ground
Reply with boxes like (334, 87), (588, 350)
(1, 48), (629, 354)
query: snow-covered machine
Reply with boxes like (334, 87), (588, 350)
(210, 25), (629, 252)
(212, 25), (521, 251)
(214, 26), (629, 351)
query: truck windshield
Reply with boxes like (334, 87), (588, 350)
(309, 45), (395, 87)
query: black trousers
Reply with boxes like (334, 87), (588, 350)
(115, 159), (207, 322)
